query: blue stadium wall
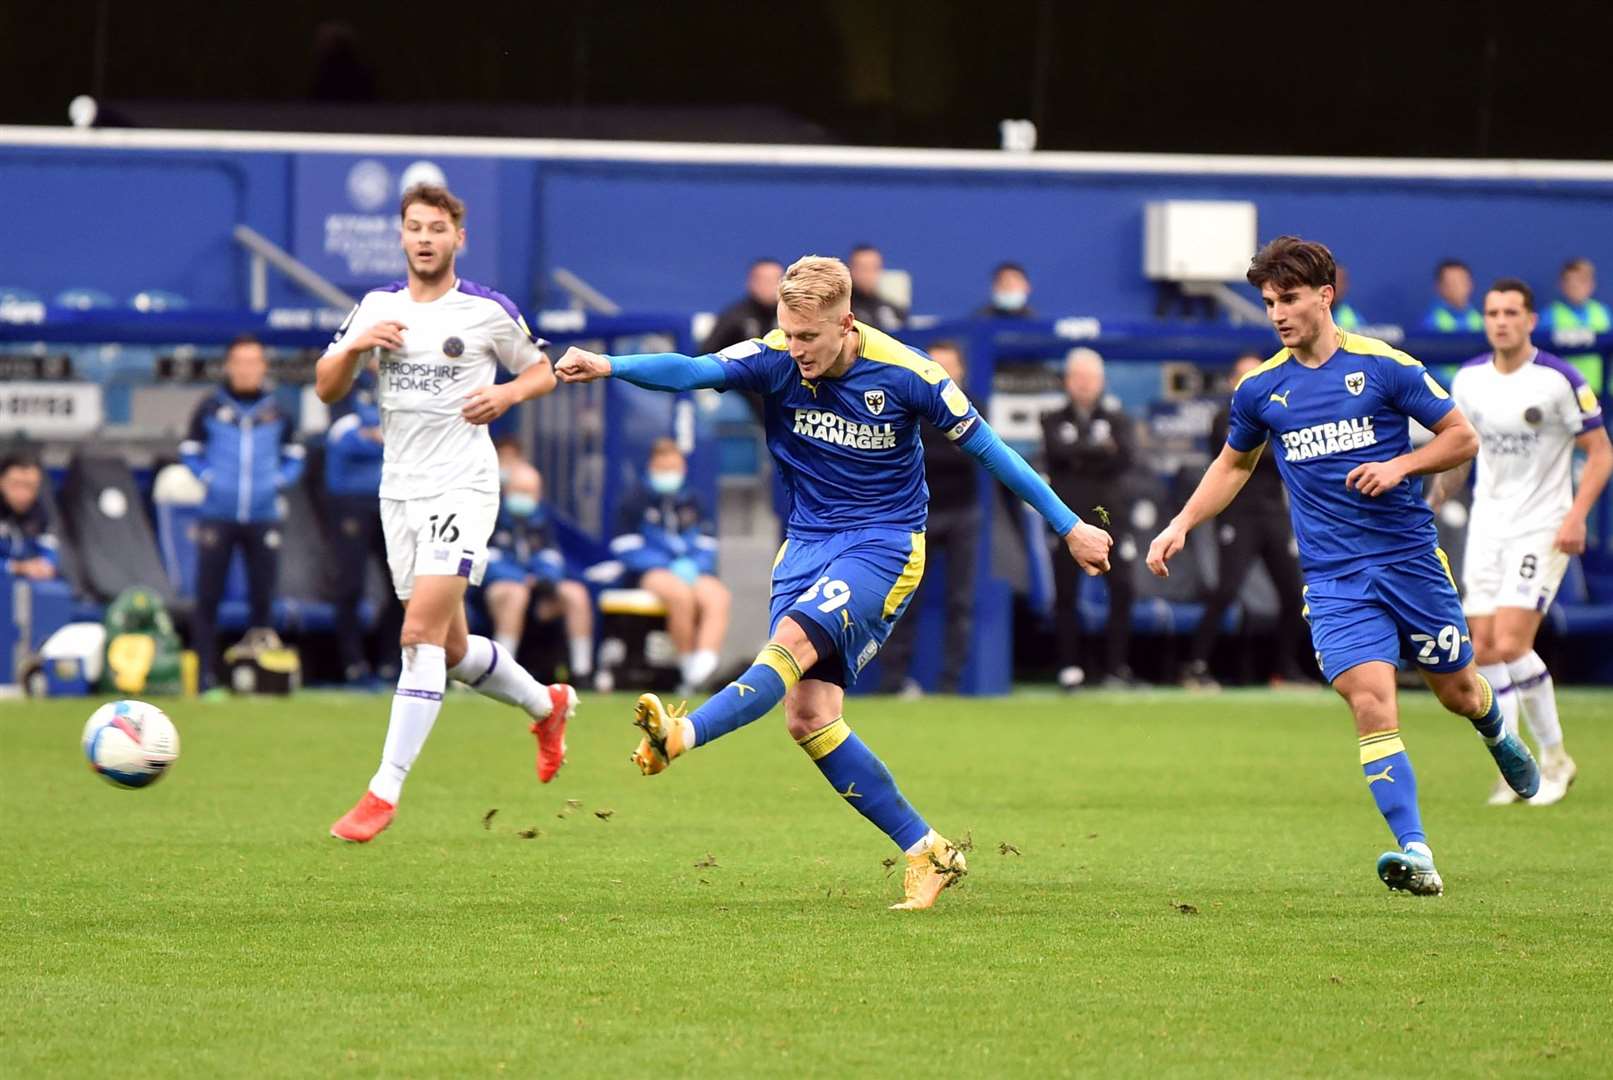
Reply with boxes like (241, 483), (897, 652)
(5, 130), (1613, 325)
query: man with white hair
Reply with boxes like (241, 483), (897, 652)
(1041, 346), (1139, 689)
(556, 255), (1113, 910)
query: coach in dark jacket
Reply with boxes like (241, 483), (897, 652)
(179, 334), (305, 687)
(699, 258), (782, 354)
(1181, 352), (1310, 688)
(879, 341), (981, 695)
(1042, 347), (1138, 689)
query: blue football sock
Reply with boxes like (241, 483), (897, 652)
(1464, 673), (1504, 741)
(798, 718), (930, 851)
(1359, 728), (1425, 848)
(688, 643), (801, 748)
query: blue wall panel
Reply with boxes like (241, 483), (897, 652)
(5, 139), (1613, 330)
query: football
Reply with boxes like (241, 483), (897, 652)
(82, 700), (181, 789)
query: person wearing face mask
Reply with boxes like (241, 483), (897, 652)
(324, 354), (403, 684)
(482, 461), (595, 685)
(607, 438), (730, 693)
(976, 262), (1038, 320)
(1041, 347), (1138, 689)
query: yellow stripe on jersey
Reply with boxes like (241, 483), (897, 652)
(855, 321), (949, 384)
(1236, 349), (1291, 389)
(762, 328), (788, 350)
(1339, 331), (1423, 368)
(882, 532), (927, 618)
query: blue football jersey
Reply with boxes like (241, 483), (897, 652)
(1226, 332), (1455, 579)
(711, 321), (981, 538)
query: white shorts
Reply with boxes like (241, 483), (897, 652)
(1461, 526), (1570, 618)
(380, 490), (498, 601)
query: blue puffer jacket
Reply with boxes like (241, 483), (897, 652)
(324, 369), (383, 498)
(180, 385), (305, 523)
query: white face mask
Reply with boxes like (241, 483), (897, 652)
(503, 493), (538, 518)
(992, 290), (1028, 311)
(648, 469), (685, 495)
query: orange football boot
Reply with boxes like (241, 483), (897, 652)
(532, 684), (577, 783)
(330, 791), (396, 843)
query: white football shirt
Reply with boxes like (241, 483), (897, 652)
(327, 279), (546, 501)
(1450, 349), (1604, 539)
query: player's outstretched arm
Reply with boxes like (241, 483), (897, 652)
(1345, 408), (1477, 497)
(555, 346), (728, 392)
(1146, 442), (1263, 577)
(955, 419), (1112, 575)
(315, 321), (406, 404)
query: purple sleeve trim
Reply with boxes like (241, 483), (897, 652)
(457, 279), (533, 341)
(1460, 353), (1491, 368)
(1533, 350), (1588, 389)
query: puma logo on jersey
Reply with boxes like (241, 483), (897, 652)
(1366, 764), (1395, 785)
(1269, 389), (1292, 407)
(800, 378), (819, 397)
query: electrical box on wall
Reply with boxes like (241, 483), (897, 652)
(1143, 201), (1258, 282)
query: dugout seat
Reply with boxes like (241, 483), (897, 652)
(54, 287), (117, 311)
(594, 587), (679, 691)
(58, 454), (180, 611)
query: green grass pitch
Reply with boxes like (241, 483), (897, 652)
(4, 687), (1611, 1077)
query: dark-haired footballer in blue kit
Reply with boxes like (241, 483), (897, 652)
(1149, 235), (1540, 898)
(555, 255), (1114, 910)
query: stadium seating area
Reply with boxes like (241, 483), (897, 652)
(4, 305), (1610, 690)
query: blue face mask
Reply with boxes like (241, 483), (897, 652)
(503, 493), (539, 519)
(648, 469), (685, 495)
(992, 290), (1028, 312)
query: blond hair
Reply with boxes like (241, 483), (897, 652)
(778, 255), (852, 313)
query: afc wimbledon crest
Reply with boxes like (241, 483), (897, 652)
(863, 389), (886, 415)
(1344, 371), (1366, 396)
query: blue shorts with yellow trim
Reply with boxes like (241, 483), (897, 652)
(1304, 547), (1472, 684)
(769, 526), (926, 687)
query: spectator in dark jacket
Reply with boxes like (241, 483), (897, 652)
(609, 438), (729, 691)
(324, 361), (402, 683)
(1042, 347), (1138, 689)
(483, 459), (595, 684)
(848, 244), (908, 332)
(976, 262), (1038, 319)
(699, 258), (782, 354)
(1179, 353), (1310, 690)
(878, 341), (981, 696)
(1, 453), (59, 582)
(179, 334), (305, 687)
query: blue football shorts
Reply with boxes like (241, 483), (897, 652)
(768, 526), (926, 687)
(1304, 546), (1473, 683)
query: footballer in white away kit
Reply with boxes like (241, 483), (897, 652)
(315, 184), (577, 843)
(1435, 277), (1612, 806)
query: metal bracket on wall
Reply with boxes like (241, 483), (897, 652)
(233, 225), (356, 313)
